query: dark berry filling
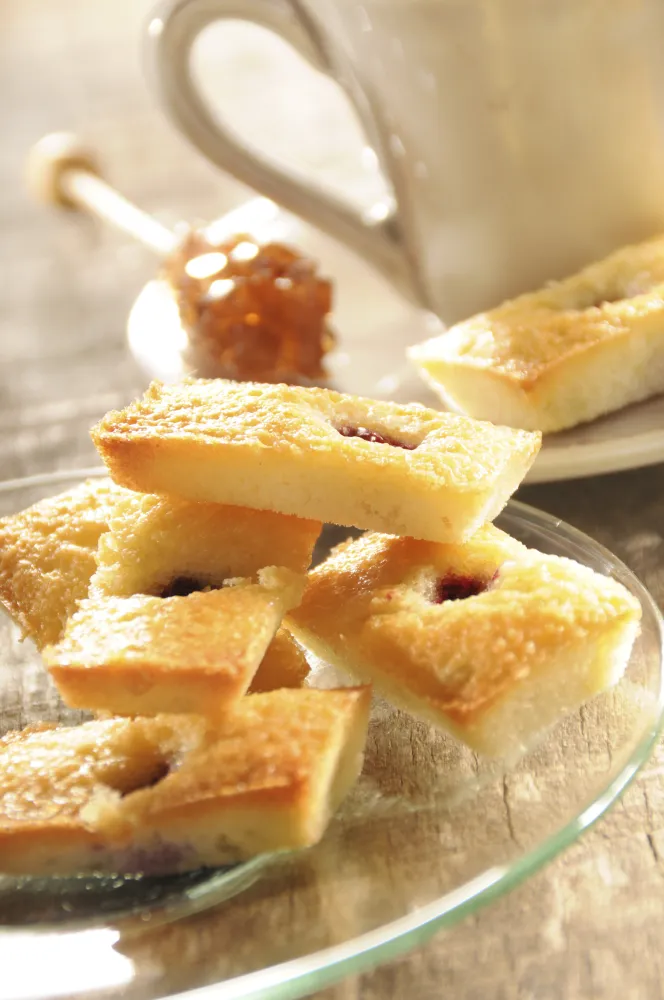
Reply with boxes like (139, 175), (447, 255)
(159, 576), (209, 598)
(433, 574), (488, 603)
(336, 425), (416, 450)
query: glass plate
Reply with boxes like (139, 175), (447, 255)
(0, 468), (662, 1000)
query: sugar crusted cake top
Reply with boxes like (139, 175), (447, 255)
(47, 573), (303, 675)
(92, 379), (540, 488)
(96, 688), (369, 821)
(91, 492), (321, 598)
(0, 478), (130, 648)
(289, 526), (642, 722)
(0, 717), (204, 826)
(411, 235), (664, 383)
(0, 688), (369, 831)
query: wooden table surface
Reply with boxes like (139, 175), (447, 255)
(2, 1), (664, 998)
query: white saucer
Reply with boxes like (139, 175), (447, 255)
(127, 197), (664, 484)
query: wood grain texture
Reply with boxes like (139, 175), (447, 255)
(0, 2), (663, 999)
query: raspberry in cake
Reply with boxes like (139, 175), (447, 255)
(0, 478), (130, 649)
(91, 379), (541, 543)
(287, 525), (642, 757)
(0, 687), (371, 875)
(409, 233), (664, 432)
(44, 568), (306, 719)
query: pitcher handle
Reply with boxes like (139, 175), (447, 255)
(145, 0), (417, 298)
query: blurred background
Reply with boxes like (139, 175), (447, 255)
(0, 0), (385, 478)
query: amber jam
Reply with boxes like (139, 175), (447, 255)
(433, 575), (488, 603)
(336, 425), (417, 450)
(163, 230), (335, 383)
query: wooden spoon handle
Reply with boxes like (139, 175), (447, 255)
(26, 133), (178, 256)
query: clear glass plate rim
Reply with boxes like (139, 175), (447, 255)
(1, 467), (662, 1000)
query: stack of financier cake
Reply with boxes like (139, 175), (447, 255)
(0, 379), (642, 877)
(0, 469), (371, 876)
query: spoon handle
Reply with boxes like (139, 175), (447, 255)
(27, 133), (178, 256)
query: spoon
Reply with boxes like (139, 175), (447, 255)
(26, 133), (336, 386)
(26, 132), (179, 256)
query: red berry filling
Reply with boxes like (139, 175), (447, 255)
(433, 574), (488, 603)
(336, 425), (416, 450)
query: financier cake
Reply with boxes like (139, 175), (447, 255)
(287, 526), (642, 757)
(42, 492), (320, 717)
(0, 480), (317, 715)
(44, 570), (306, 719)
(89, 491), (321, 598)
(0, 478), (130, 649)
(0, 687), (371, 875)
(409, 234), (664, 433)
(91, 379), (541, 543)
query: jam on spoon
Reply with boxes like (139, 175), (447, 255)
(164, 230), (335, 383)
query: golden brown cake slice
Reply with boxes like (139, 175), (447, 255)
(91, 379), (541, 543)
(0, 688), (371, 875)
(90, 492), (321, 598)
(0, 715), (206, 876)
(288, 526), (642, 757)
(409, 234), (664, 433)
(44, 569), (306, 719)
(87, 687), (371, 865)
(0, 478), (130, 649)
(248, 627), (309, 693)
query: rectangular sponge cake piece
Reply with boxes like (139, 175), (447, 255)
(0, 688), (371, 876)
(409, 234), (664, 433)
(91, 379), (541, 544)
(90, 491), (321, 598)
(0, 478), (130, 649)
(287, 526), (642, 758)
(44, 570), (306, 719)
